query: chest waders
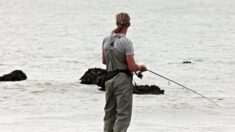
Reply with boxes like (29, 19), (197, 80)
(103, 36), (133, 132)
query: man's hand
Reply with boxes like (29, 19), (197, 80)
(139, 64), (147, 72)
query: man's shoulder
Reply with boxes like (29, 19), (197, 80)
(103, 33), (132, 45)
(103, 34), (112, 42)
(118, 37), (132, 45)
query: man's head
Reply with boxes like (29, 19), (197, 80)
(116, 12), (130, 28)
(113, 12), (131, 34)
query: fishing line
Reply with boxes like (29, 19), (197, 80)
(147, 69), (220, 108)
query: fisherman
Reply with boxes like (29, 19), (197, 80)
(102, 12), (147, 132)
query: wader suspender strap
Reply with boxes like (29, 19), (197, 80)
(101, 35), (132, 88)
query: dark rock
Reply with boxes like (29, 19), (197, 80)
(99, 84), (164, 95)
(80, 68), (107, 86)
(0, 70), (27, 81)
(134, 85), (164, 94)
(183, 61), (192, 64)
(80, 68), (164, 95)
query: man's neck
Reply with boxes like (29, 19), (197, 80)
(118, 28), (128, 35)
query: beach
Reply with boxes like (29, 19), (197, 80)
(0, 0), (235, 131)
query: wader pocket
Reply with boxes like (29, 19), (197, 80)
(101, 71), (119, 88)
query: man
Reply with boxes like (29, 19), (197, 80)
(102, 12), (147, 132)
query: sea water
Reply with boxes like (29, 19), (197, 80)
(0, 0), (235, 131)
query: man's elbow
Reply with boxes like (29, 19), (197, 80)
(102, 60), (106, 65)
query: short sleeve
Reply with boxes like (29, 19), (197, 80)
(125, 39), (134, 56)
(102, 36), (109, 50)
(102, 38), (105, 50)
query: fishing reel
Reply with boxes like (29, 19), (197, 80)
(135, 72), (143, 79)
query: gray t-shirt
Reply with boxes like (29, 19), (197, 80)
(102, 33), (134, 56)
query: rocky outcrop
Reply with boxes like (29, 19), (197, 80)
(0, 70), (27, 81)
(183, 61), (192, 64)
(80, 68), (106, 87)
(134, 85), (164, 94)
(80, 68), (164, 95)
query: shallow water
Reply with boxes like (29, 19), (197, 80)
(0, 0), (235, 131)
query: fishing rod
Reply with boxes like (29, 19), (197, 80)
(147, 69), (220, 108)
